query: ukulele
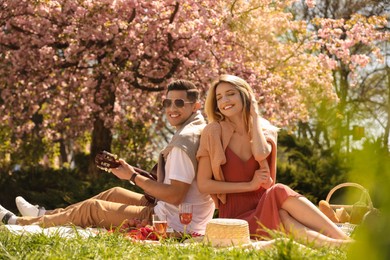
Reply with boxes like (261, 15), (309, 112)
(95, 151), (158, 203)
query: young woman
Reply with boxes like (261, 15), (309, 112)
(196, 74), (352, 247)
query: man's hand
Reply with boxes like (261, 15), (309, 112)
(111, 159), (136, 180)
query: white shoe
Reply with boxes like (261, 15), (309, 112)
(15, 196), (45, 217)
(0, 204), (15, 224)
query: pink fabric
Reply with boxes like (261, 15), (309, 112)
(197, 120), (278, 207)
(219, 147), (301, 237)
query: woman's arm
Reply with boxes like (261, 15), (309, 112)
(249, 95), (273, 188)
(197, 156), (263, 194)
(250, 95), (271, 162)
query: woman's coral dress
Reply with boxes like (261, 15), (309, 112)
(218, 147), (301, 237)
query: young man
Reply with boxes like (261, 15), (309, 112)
(1, 80), (215, 235)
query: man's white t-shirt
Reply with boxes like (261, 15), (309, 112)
(153, 147), (215, 234)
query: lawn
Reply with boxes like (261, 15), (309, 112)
(0, 227), (347, 259)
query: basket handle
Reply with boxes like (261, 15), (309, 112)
(326, 182), (373, 208)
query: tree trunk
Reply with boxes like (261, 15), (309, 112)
(87, 75), (116, 179)
(334, 68), (349, 153)
(88, 116), (113, 179)
(384, 66), (390, 152)
(59, 138), (68, 166)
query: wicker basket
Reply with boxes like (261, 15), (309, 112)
(325, 182), (375, 236)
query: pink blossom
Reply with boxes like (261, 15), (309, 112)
(0, 0), (386, 152)
(305, 0), (316, 8)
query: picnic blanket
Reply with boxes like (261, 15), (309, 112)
(2, 224), (105, 238)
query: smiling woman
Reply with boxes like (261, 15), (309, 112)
(196, 74), (354, 247)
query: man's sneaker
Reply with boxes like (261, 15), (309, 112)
(0, 204), (15, 224)
(15, 196), (45, 217)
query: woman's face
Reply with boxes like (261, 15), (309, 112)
(215, 82), (243, 119)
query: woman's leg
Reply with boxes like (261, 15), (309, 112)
(279, 209), (353, 247)
(281, 197), (349, 239)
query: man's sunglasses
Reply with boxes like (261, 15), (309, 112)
(162, 98), (193, 108)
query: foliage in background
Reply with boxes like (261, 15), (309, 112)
(276, 130), (349, 203)
(290, 0), (389, 153)
(347, 140), (390, 260)
(111, 119), (159, 171)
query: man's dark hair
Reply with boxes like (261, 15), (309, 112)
(167, 79), (200, 102)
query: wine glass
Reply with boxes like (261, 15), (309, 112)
(179, 203), (193, 236)
(152, 214), (167, 238)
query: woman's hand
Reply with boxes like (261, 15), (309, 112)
(250, 169), (264, 190)
(111, 159), (136, 180)
(250, 160), (273, 190)
(261, 175), (273, 189)
(250, 169), (270, 190)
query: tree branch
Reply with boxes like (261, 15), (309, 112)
(169, 2), (180, 24)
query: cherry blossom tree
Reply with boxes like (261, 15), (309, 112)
(0, 0), (387, 175)
(0, 0), (228, 175)
(290, 0), (389, 152)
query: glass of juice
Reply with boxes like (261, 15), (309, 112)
(179, 203), (193, 236)
(152, 214), (167, 238)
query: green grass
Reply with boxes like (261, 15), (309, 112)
(0, 227), (347, 260)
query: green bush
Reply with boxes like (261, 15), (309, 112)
(276, 130), (349, 204)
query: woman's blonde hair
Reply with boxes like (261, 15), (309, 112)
(205, 74), (278, 133)
(205, 74), (253, 132)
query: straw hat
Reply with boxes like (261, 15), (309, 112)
(203, 218), (251, 247)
